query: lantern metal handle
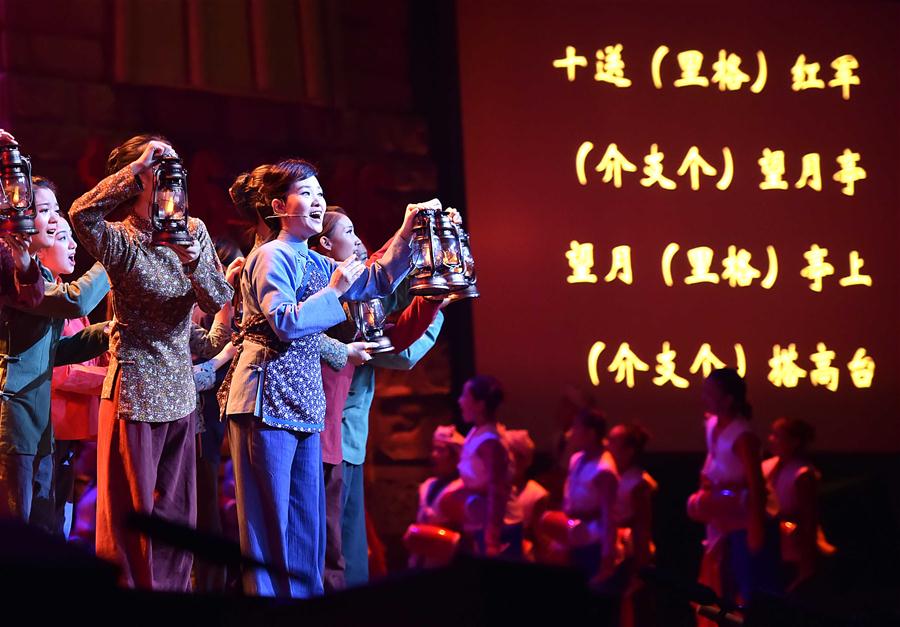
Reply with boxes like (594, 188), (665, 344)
(20, 155), (33, 209)
(452, 221), (468, 276)
(351, 301), (364, 339)
(426, 209), (439, 271)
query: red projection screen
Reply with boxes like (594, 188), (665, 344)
(456, 0), (900, 451)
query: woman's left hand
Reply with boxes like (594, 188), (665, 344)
(445, 207), (462, 225)
(163, 239), (201, 266)
(347, 341), (377, 366)
(225, 257), (245, 286)
(0, 129), (18, 146)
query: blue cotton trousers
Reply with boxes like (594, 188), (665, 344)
(0, 450), (54, 532)
(228, 414), (325, 598)
(340, 461), (368, 587)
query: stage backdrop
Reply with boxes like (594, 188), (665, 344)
(457, 0), (900, 451)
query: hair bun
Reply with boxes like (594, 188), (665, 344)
(228, 172), (253, 204)
(229, 166), (268, 222)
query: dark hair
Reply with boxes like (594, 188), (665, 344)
(228, 164), (270, 225)
(105, 133), (172, 176)
(32, 176), (58, 196)
(772, 417), (815, 449)
(309, 207), (348, 253)
(214, 236), (243, 267)
(466, 375), (504, 418)
(256, 159), (318, 240)
(707, 368), (753, 419)
(575, 408), (608, 441)
(616, 423), (651, 464)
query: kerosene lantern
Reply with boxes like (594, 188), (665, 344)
(150, 156), (192, 245)
(408, 209), (468, 296)
(425, 215), (480, 304)
(0, 143), (36, 235)
(447, 221), (480, 302)
(350, 298), (394, 354)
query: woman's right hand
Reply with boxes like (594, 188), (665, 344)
(398, 198), (442, 241)
(2, 233), (33, 273)
(225, 257), (245, 287)
(328, 254), (365, 296)
(129, 140), (174, 176)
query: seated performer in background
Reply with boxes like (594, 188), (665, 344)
(607, 423), (657, 627)
(763, 416), (834, 591)
(506, 429), (549, 561)
(403, 424), (465, 569)
(563, 408), (620, 587)
(437, 375), (523, 559)
(687, 368), (780, 612)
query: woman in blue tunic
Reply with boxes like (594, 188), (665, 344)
(222, 158), (435, 597)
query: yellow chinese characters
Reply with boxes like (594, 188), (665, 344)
(800, 244), (834, 292)
(604, 245), (634, 285)
(595, 44), (632, 87)
(596, 143), (637, 188)
(768, 344), (807, 388)
(674, 50), (709, 87)
(684, 247), (720, 285)
(586, 341), (874, 390)
(655, 47), (766, 92)
(758, 148), (788, 190)
(689, 343), (726, 378)
(833, 149), (866, 196)
(569, 243), (871, 292)
(721, 245), (761, 287)
(809, 343), (839, 392)
(838, 251), (872, 287)
(800, 246), (872, 292)
(653, 341), (690, 388)
(677, 146), (718, 191)
(566, 241), (599, 284)
(660, 244), (776, 289)
(555, 45), (854, 97)
(640, 144), (677, 190)
(847, 348), (875, 388)
(711, 50), (750, 91)
(791, 53), (860, 99)
(553, 44), (633, 86)
(790, 55), (825, 91)
(795, 153), (822, 191)
(829, 54), (861, 100)
(552, 46), (588, 82)
(608, 342), (650, 388)
(576, 143), (860, 192)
